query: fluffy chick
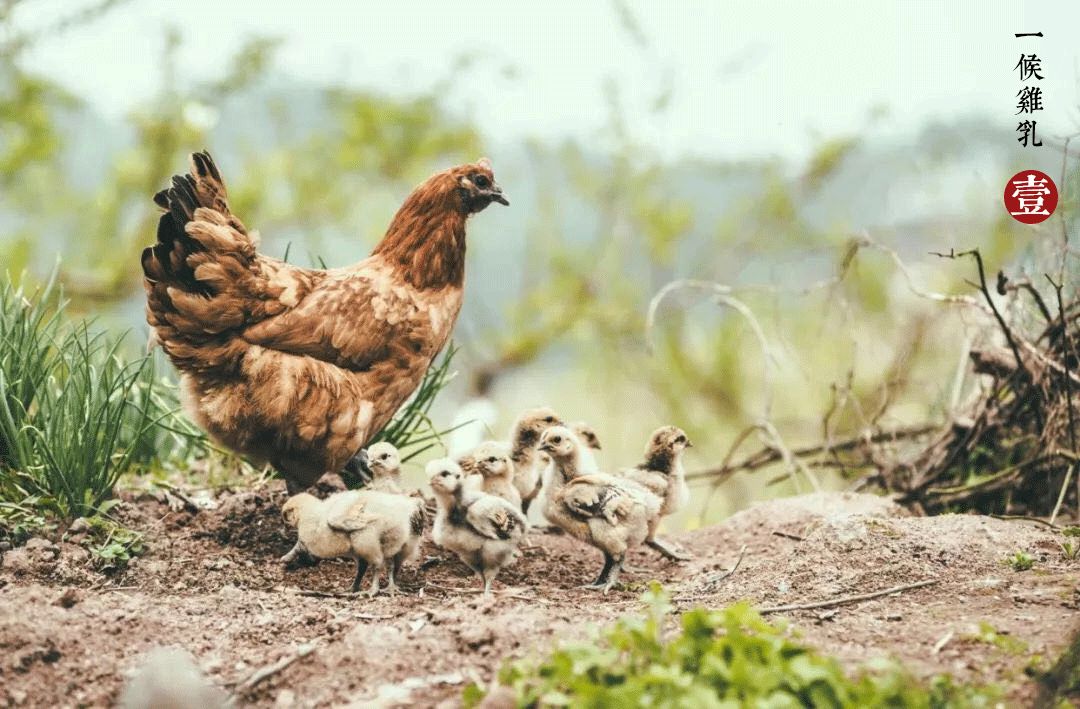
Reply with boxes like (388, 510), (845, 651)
(540, 426), (661, 592)
(509, 407), (563, 514)
(361, 441), (405, 493)
(428, 458), (527, 594)
(620, 425), (693, 561)
(281, 490), (423, 596)
(569, 420), (603, 472)
(570, 421), (602, 453)
(458, 441), (522, 509)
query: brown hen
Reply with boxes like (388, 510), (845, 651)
(142, 151), (507, 492)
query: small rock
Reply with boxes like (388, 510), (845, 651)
(459, 625), (495, 650)
(53, 588), (81, 609)
(886, 613), (903, 621)
(202, 557), (232, 571)
(24, 537), (59, 556)
(8, 689), (28, 705)
(1, 549), (32, 574)
(68, 518), (90, 534)
(273, 689), (296, 708)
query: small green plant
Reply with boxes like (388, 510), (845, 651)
(971, 621), (1028, 656)
(73, 514), (146, 571)
(0, 497), (55, 545)
(1059, 539), (1079, 561)
(1005, 550), (1035, 571)
(465, 584), (998, 708)
(1062, 526), (1080, 538)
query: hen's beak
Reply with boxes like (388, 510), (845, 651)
(488, 184), (509, 206)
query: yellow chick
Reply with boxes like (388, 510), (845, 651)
(428, 458), (527, 594)
(539, 426), (661, 592)
(508, 407), (563, 514)
(458, 441), (522, 510)
(281, 489), (424, 596)
(619, 425), (693, 561)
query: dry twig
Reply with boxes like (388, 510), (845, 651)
(758, 579), (938, 614)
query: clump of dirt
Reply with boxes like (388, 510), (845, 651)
(1, 486), (1077, 707)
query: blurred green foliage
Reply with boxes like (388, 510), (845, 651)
(465, 584), (999, 708)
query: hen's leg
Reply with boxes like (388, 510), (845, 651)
(350, 559), (369, 594)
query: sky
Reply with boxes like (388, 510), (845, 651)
(9, 0), (1080, 162)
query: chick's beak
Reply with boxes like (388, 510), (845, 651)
(538, 442), (554, 453)
(488, 183), (509, 206)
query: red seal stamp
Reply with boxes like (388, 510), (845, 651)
(1004, 170), (1058, 224)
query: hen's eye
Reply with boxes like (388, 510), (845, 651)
(474, 174), (490, 188)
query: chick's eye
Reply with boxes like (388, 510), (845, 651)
(544, 416), (554, 423)
(551, 436), (562, 444)
(487, 457), (497, 463)
(381, 454), (390, 460)
(473, 174), (490, 188)
(675, 435), (686, 444)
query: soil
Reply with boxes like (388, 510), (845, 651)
(1, 486), (1078, 708)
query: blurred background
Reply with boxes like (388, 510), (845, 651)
(3, 0), (1080, 526)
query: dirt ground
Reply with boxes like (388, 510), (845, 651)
(1, 485), (1078, 708)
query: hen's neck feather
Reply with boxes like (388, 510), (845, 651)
(373, 176), (467, 290)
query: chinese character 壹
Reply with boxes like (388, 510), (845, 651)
(1009, 173), (1051, 216)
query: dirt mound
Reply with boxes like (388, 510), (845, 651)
(1, 488), (1077, 706)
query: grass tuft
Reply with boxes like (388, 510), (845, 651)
(0, 274), (189, 520)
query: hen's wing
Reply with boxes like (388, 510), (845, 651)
(142, 152), (402, 375)
(464, 496), (526, 540)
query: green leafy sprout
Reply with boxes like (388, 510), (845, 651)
(1005, 551), (1035, 572)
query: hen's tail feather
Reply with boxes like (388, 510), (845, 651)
(142, 151), (259, 374)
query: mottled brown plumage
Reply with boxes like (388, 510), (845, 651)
(142, 152), (506, 491)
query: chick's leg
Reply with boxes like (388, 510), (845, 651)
(350, 559), (369, 594)
(581, 552), (615, 589)
(385, 557), (401, 597)
(368, 567), (381, 598)
(601, 555), (625, 594)
(365, 551), (384, 598)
